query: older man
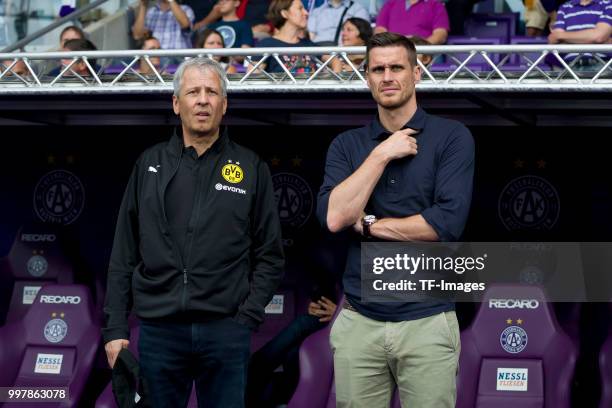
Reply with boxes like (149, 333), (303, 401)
(103, 57), (284, 408)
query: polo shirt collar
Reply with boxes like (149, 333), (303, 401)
(370, 106), (426, 140)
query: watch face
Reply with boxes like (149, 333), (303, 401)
(364, 215), (376, 224)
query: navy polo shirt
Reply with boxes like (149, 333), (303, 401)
(317, 106), (475, 322)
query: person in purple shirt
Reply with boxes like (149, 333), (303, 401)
(548, 0), (612, 44)
(374, 0), (450, 44)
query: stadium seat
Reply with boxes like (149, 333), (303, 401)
(456, 284), (577, 408)
(433, 37), (502, 73)
(506, 36), (549, 71)
(599, 328), (612, 408)
(287, 293), (340, 408)
(0, 224), (75, 325)
(0, 284), (100, 407)
(251, 287), (297, 352)
(464, 13), (518, 44)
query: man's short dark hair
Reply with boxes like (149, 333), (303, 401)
(366, 32), (418, 69)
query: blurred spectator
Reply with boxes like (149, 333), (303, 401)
(1, 59), (29, 77)
(331, 17), (372, 71)
(340, 16), (372, 46)
(446, 0), (480, 35)
(184, 0), (220, 24)
(525, 0), (550, 36)
(257, 0), (318, 73)
(409, 35), (433, 65)
(303, 0), (325, 12)
(193, 1), (224, 31)
(59, 25), (86, 48)
(307, 0), (369, 44)
(132, 0), (195, 50)
(548, 0), (612, 44)
(375, 0), (450, 44)
(139, 35), (162, 75)
(352, 0), (386, 20)
(49, 38), (100, 77)
(207, 0), (255, 48)
(59, 0), (76, 18)
(196, 28), (239, 73)
(239, 0), (274, 38)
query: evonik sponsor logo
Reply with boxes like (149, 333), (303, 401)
(214, 183), (247, 195)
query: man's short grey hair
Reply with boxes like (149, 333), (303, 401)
(173, 57), (228, 98)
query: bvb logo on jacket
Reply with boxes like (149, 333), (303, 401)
(221, 160), (244, 184)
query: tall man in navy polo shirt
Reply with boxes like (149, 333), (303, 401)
(317, 33), (474, 407)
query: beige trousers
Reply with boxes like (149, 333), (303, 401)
(330, 308), (460, 408)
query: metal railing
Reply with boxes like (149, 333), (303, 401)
(1, 0), (111, 53)
(1, 44), (611, 94)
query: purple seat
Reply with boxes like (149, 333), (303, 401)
(252, 288), (297, 352)
(457, 284), (577, 408)
(288, 294), (402, 408)
(0, 224), (75, 325)
(103, 65), (127, 75)
(433, 37), (502, 72)
(505, 36), (550, 71)
(464, 13), (518, 44)
(600, 329), (612, 408)
(0, 284), (100, 407)
(95, 324), (198, 408)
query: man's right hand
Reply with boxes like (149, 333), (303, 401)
(105, 339), (130, 369)
(374, 128), (419, 161)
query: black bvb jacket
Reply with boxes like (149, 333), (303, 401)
(102, 129), (284, 343)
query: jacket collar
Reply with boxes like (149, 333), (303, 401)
(167, 126), (229, 157)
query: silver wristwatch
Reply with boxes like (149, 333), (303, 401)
(362, 215), (377, 238)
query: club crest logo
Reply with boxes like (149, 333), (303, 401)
(500, 325), (528, 354)
(44, 318), (68, 343)
(27, 255), (48, 277)
(498, 175), (559, 231)
(272, 173), (313, 229)
(34, 170), (85, 225)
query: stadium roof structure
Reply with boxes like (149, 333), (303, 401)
(1, 45), (611, 126)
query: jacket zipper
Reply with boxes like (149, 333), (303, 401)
(180, 147), (225, 312)
(159, 152), (190, 311)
